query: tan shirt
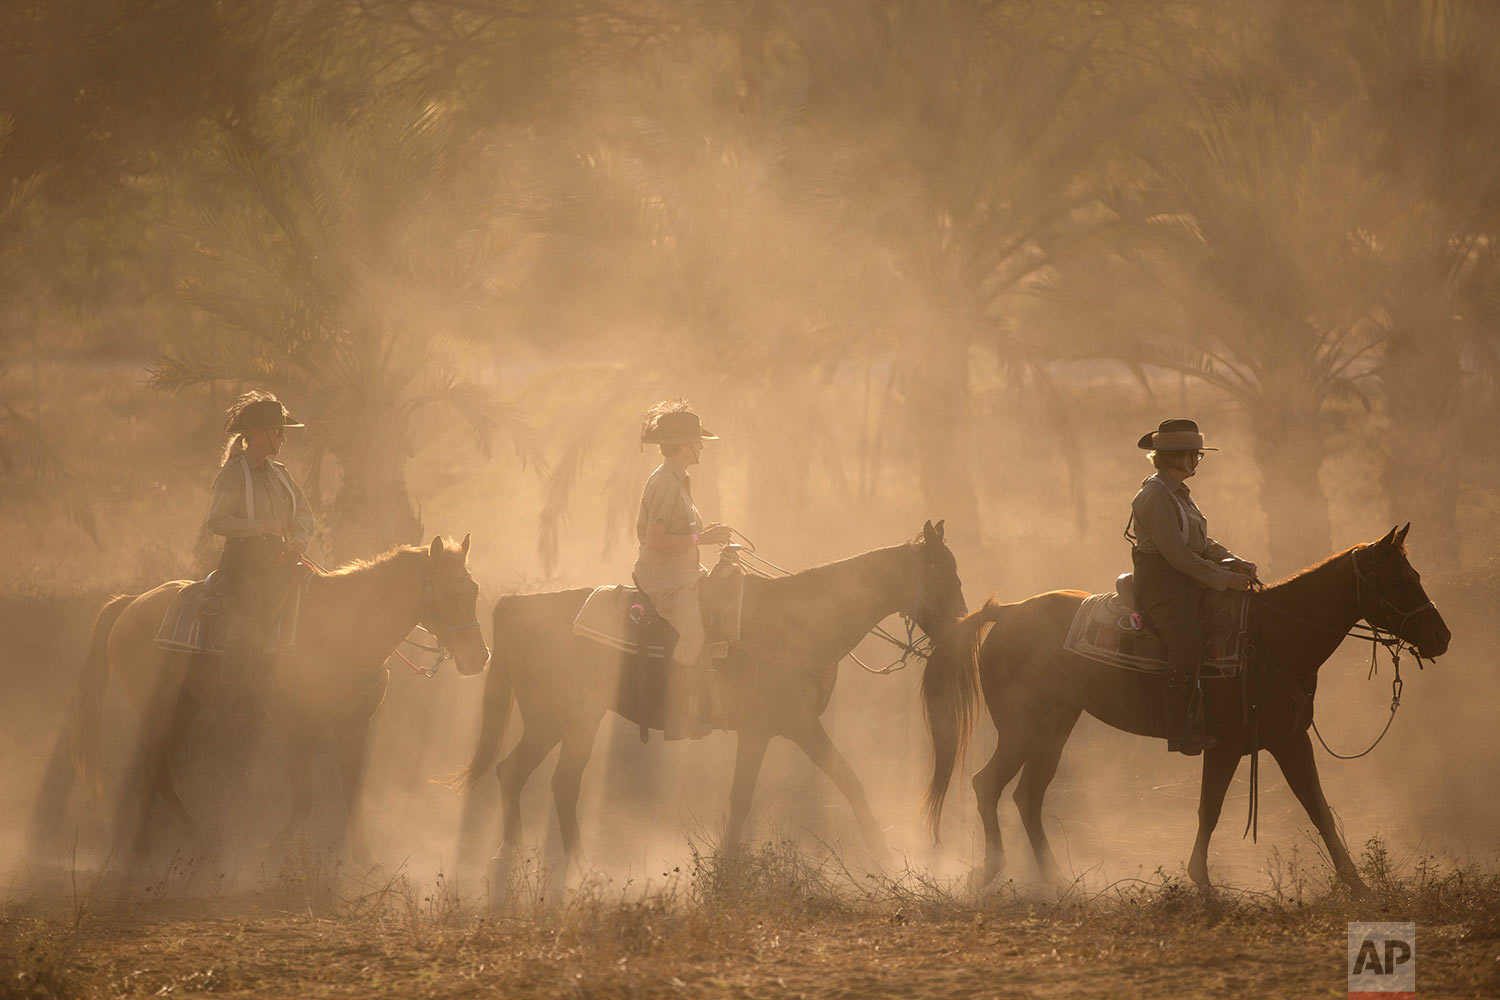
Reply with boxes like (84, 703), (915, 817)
(1129, 472), (1238, 590)
(632, 458), (702, 594)
(204, 453), (316, 546)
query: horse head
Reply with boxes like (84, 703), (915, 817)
(1355, 523), (1450, 660)
(422, 534), (491, 675)
(912, 519), (968, 635)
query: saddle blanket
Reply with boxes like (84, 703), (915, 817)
(1062, 592), (1246, 678)
(572, 585), (670, 659)
(154, 573), (306, 655)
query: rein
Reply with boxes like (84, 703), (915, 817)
(731, 531), (939, 675)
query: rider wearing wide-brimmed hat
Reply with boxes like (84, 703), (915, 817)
(634, 401), (732, 731)
(203, 391), (316, 700)
(1126, 418), (1256, 755)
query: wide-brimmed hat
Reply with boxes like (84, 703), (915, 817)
(226, 394), (305, 434)
(641, 410), (718, 446)
(1136, 418), (1217, 452)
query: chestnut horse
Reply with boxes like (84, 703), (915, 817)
(922, 525), (1449, 890)
(49, 536), (489, 864)
(458, 521), (966, 880)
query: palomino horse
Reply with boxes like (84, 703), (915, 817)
(62, 535), (488, 864)
(922, 525), (1449, 890)
(459, 520), (966, 878)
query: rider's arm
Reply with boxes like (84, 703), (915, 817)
(644, 518), (697, 555)
(1135, 488), (1238, 590)
(639, 470), (698, 555)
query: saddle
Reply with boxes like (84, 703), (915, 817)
(1062, 572), (1248, 677)
(571, 552), (744, 660)
(572, 551), (746, 741)
(154, 570), (308, 655)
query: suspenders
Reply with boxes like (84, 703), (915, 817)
(238, 454), (298, 527)
(1123, 477), (1190, 546)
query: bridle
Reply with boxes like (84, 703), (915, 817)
(1350, 545), (1438, 641)
(394, 557), (482, 677)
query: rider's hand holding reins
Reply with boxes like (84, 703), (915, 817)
(698, 523), (732, 545)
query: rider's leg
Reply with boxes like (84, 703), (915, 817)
(653, 580), (713, 735)
(1136, 554), (1214, 755)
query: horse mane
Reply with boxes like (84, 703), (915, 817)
(315, 544), (425, 578)
(743, 541), (913, 596)
(1263, 543), (1363, 591)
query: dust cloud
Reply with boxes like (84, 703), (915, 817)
(3, 1), (1500, 915)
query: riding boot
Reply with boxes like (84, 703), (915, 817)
(1164, 673), (1216, 755)
(700, 667), (724, 732)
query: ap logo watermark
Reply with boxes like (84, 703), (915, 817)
(1348, 922), (1415, 998)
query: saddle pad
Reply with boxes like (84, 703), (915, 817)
(572, 585), (669, 658)
(1062, 592), (1245, 678)
(155, 579), (230, 654)
(154, 572), (308, 654)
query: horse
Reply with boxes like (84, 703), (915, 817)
(56, 535), (489, 865)
(457, 520), (967, 881)
(921, 525), (1450, 891)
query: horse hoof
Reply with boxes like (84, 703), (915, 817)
(966, 861), (1002, 896)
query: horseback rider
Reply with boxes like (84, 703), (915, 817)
(635, 400), (732, 732)
(203, 390), (316, 706)
(1126, 418), (1256, 755)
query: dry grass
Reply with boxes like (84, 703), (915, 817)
(5, 835), (1498, 998)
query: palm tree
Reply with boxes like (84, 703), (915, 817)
(522, 25), (869, 570)
(1334, 0), (1500, 562)
(769, 0), (1139, 542)
(149, 97), (540, 558)
(1099, 68), (1392, 573)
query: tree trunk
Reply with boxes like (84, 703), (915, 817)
(1379, 324), (1461, 565)
(1248, 403), (1333, 575)
(331, 444), (423, 561)
(901, 342), (982, 546)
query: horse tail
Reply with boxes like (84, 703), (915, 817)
(70, 593), (133, 796)
(921, 596), (1005, 843)
(448, 596), (518, 790)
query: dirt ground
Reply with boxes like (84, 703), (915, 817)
(6, 853), (1500, 1000)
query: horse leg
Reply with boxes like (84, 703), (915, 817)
(1268, 729), (1365, 891)
(336, 722), (375, 869)
(970, 728), (1030, 891)
(130, 683), (205, 859)
(721, 727), (771, 854)
(1012, 709), (1080, 882)
(497, 727), (561, 855)
(784, 720), (889, 863)
(266, 739), (315, 857)
(550, 724), (601, 876)
(1186, 743), (1241, 888)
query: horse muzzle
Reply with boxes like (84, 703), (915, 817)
(453, 635), (491, 675)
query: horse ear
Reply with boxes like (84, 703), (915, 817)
(1396, 523), (1410, 546)
(1380, 526), (1398, 546)
(460, 533), (471, 560)
(934, 519), (945, 541)
(429, 535), (443, 559)
(922, 519), (937, 546)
